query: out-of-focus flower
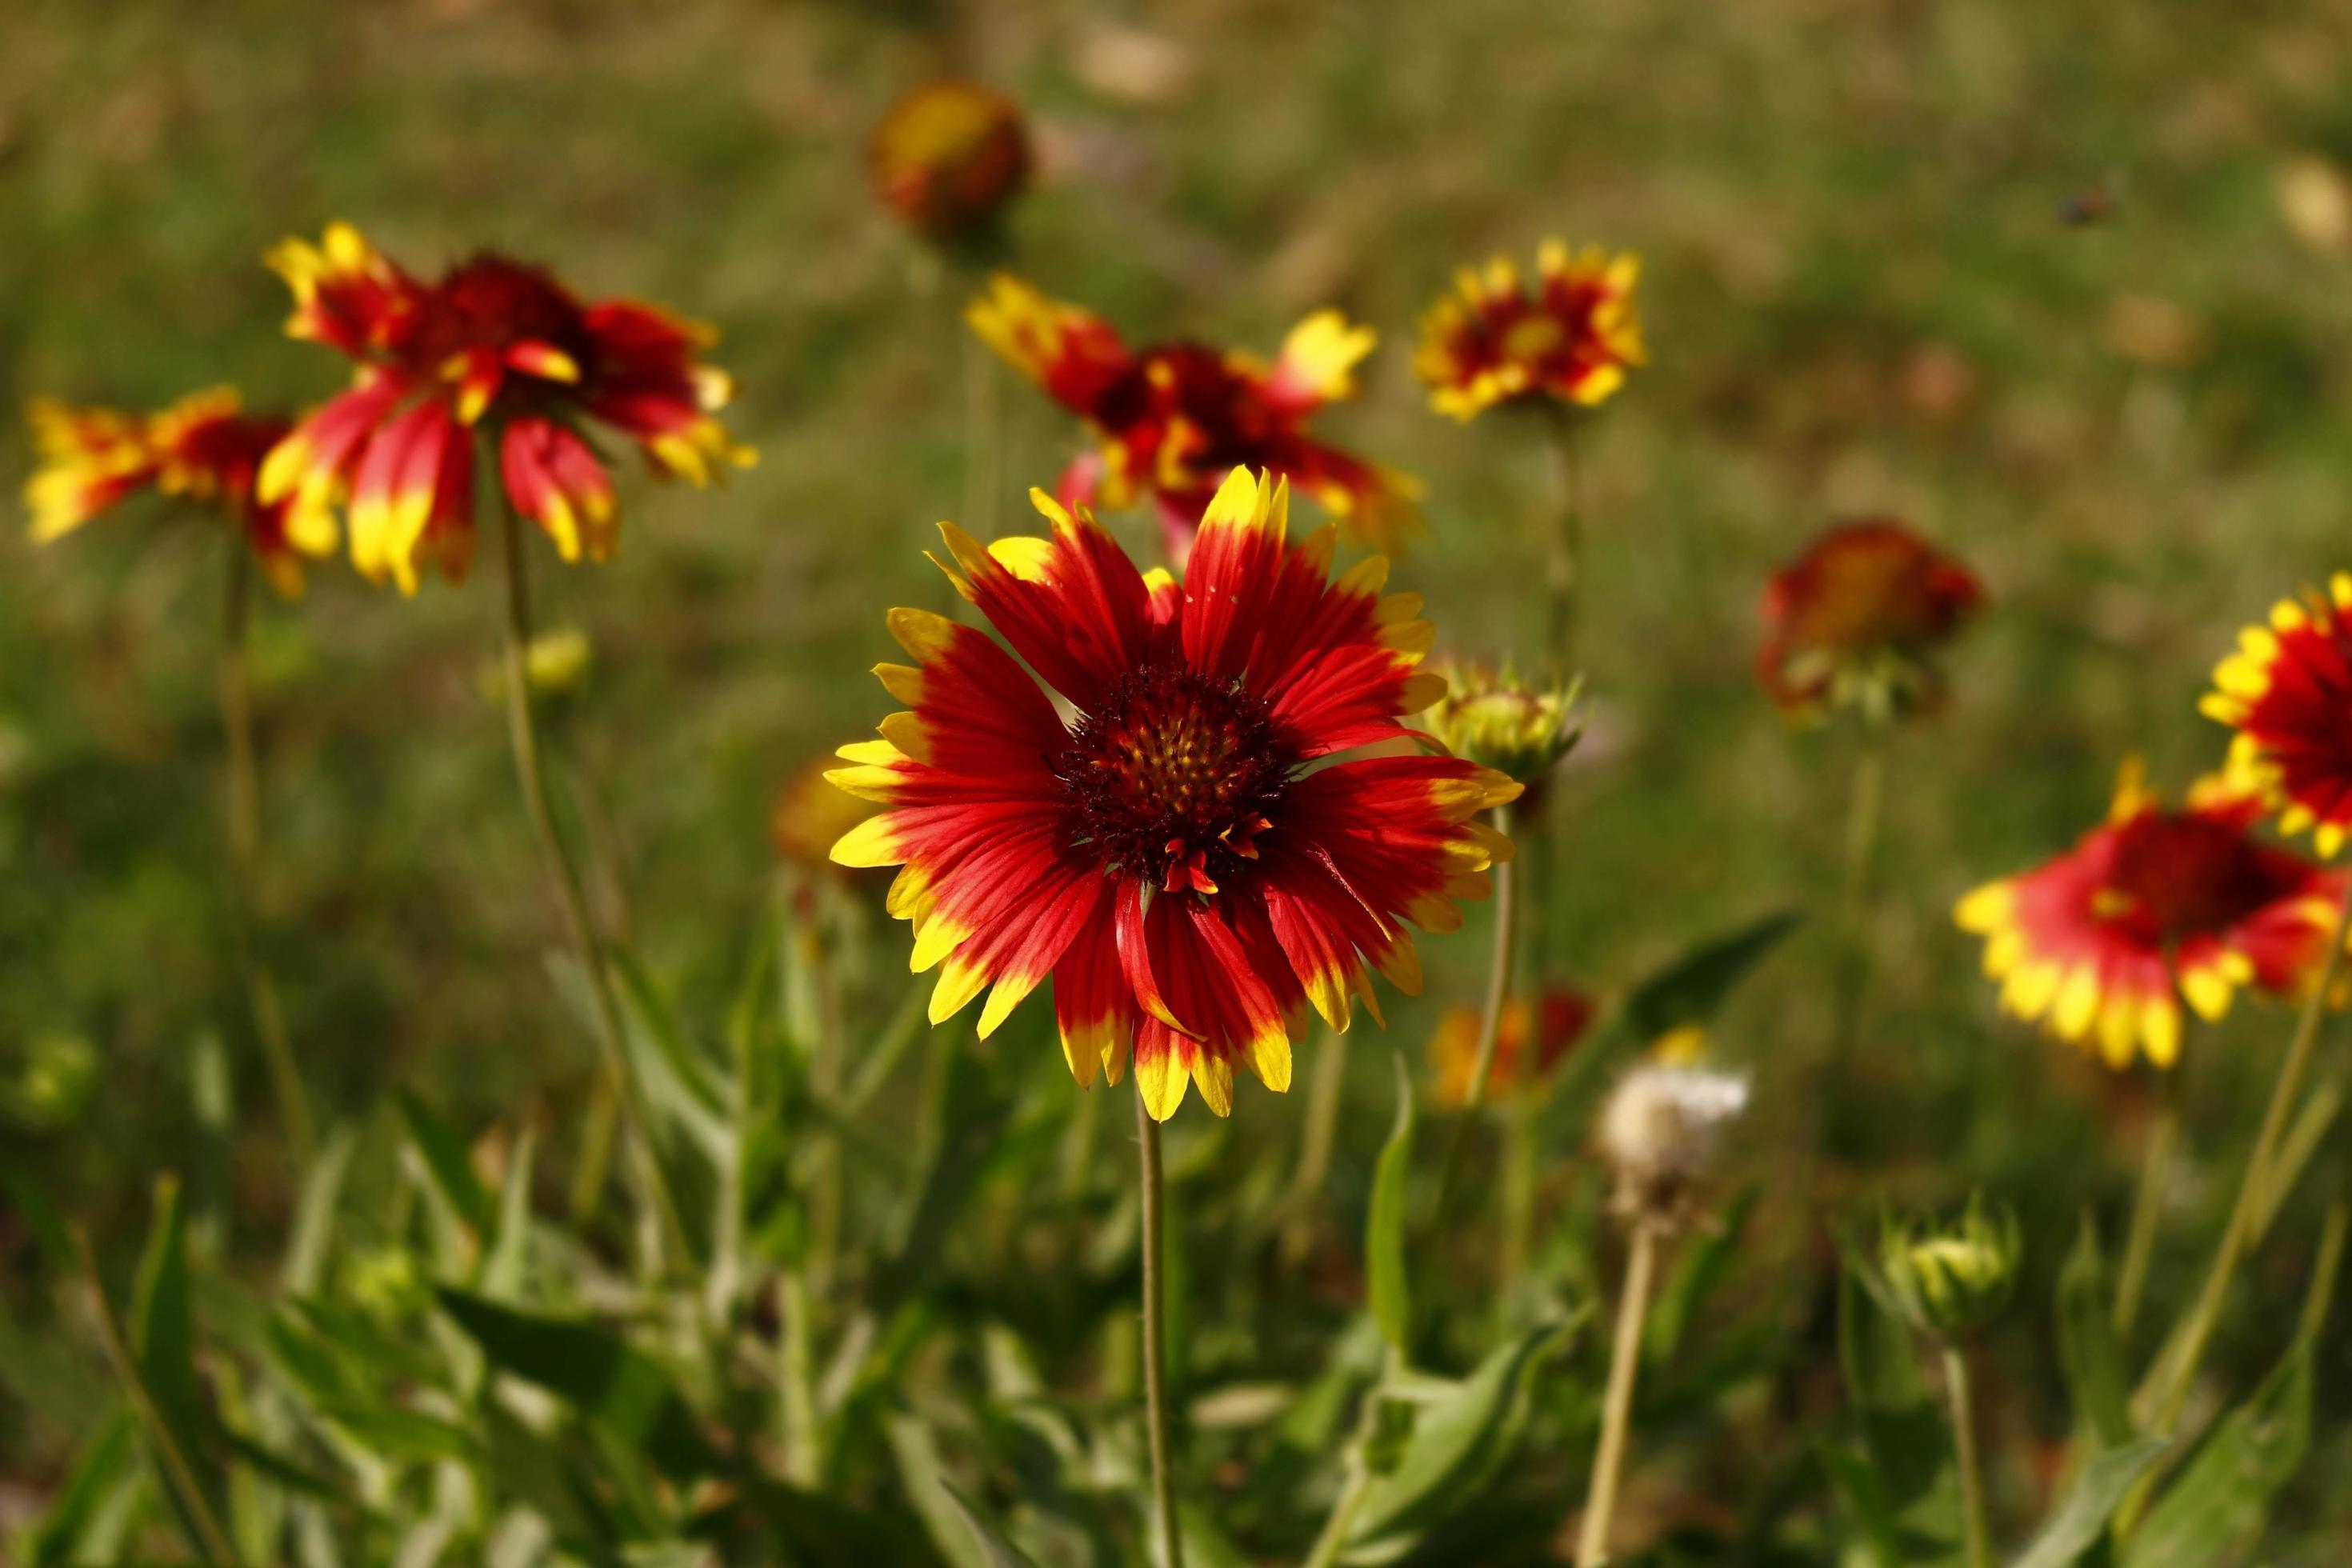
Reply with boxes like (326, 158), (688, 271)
(1598, 1062), (1747, 1218)
(870, 79), (1031, 244)
(830, 470), (1514, 1121)
(1, 1034), (98, 1130)
(259, 222), (753, 594)
(1428, 986), (1594, 1106)
(2204, 574), (2352, 859)
(1957, 758), (2344, 1070)
(967, 274), (1421, 559)
(1756, 518), (1984, 723)
(2277, 156), (2352, 258)
(1414, 240), (1644, 422)
(1878, 1198), (2022, 1337)
(1422, 661), (1580, 784)
(25, 389), (329, 594)
(773, 750), (882, 872)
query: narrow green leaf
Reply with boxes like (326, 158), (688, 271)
(2055, 1214), (2133, 1452)
(2012, 1438), (2168, 1568)
(24, 1410), (136, 1568)
(396, 1090), (494, 1238)
(938, 1480), (1041, 1568)
(1366, 1051), (1415, 1353)
(482, 1126), (537, 1299)
(887, 1414), (1014, 1568)
(2123, 1344), (2312, 1568)
(130, 1174), (205, 1458)
(1344, 1319), (1567, 1555)
(434, 1286), (721, 1481)
(279, 1126), (356, 1296)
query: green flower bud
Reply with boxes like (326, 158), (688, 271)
(1423, 662), (1581, 784)
(1878, 1197), (2022, 1337)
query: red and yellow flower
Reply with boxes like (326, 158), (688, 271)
(829, 467), (1516, 1120)
(1955, 758), (2347, 1069)
(26, 387), (329, 594)
(870, 79), (1031, 243)
(1414, 240), (1644, 421)
(1757, 518), (1984, 722)
(2202, 574), (2352, 858)
(1428, 986), (1594, 1106)
(967, 274), (1422, 559)
(258, 222), (752, 594)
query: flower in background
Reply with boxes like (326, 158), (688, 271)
(830, 469), (1516, 1121)
(25, 388), (329, 594)
(1422, 660), (1581, 784)
(967, 274), (1421, 560)
(773, 750), (882, 874)
(1428, 986), (1593, 1106)
(1756, 518), (1983, 723)
(1415, 240), (1644, 422)
(1955, 758), (2346, 1070)
(870, 79), (1031, 246)
(2203, 574), (2352, 858)
(258, 222), (753, 594)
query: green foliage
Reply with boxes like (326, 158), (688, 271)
(1366, 1051), (1416, 1354)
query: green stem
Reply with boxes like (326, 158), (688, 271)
(1433, 800), (1518, 1238)
(1829, 729), (1888, 1066)
(2113, 1070), (2182, 1338)
(1576, 1217), (1661, 1568)
(1942, 1341), (1992, 1568)
(1282, 1025), (1349, 1264)
(1542, 407), (1582, 678)
(495, 494), (691, 1266)
(220, 541), (315, 1169)
(2144, 882), (2352, 1433)
(1136, 1089), (1184, 1568)
(75, 1230), (235, 1566)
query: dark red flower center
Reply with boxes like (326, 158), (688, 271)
(400, 256), (590, 370)
(1098, 345), (1286, 472)
(1054, 665), (1293, 894)
(2103, 811), (2292, 942)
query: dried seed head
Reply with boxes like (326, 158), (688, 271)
(1598, 1063), (1748, 1220)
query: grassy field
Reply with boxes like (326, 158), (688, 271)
(6, 0), (2352, 1558)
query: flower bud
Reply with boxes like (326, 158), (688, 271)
(1598, 1063), (1748, 1220)
(1423, 662), (1581, 784)
(1878, 1198), (2022, 1337)
(870, 80), (1032, 245)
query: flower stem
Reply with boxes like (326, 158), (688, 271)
(1282, 1025), (1349, 1264)
(219, 539), (315, 1169)
(1829, 727), (1888, 1066)
(2144, 882), (2352, 1433)
(1542, 406), (1582, 677)
(1434, 799), (1518, 1237)
(496, 495), (691, 1266)
(1135, 1087), (1184, 1568)
(2113, 1068), (2182, 1338)
(1942, 1341), (1993, 1568)
(74, 1226), (235, 1566)
(1576, 1216), (1660, 1568)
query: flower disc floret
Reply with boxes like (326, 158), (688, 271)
(829, 468), (1518, 1121)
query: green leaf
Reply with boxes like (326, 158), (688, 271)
(887, 1414), (1025, 1568)
(2056, 1214), (2133, 1452)
(279, 1126), (356, 1296)
(396, 1090), (494, 1238)
(1646, 1184), (1756, 1365)
(24, 1409), (136, 1568)
(482, 1126), (537, 1299)
(1344, 1320), (1568, 1557)
(2013, 1438), (2168, 1568)
(1366, 1051), (1415, 1354)
(1816, 1438), (1907, 1568)
(938, 1481), (1041, 1568)
(2122, 1343), (2314, 1568)
(1835, 1258), (1963, 1566)
(434, 1285), (721, 1481)
(130, 1174), (206, 1463)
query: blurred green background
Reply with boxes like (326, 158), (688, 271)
(7, 0), (2352, 1547)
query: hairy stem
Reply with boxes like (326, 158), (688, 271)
(1576, 1218), (1660, 1567)
(1136, 1089), (1184, 1568)
(2113, 1069), (2182, 1338)
(496, 495), (690, 1265)
(220, 541), (315, 1168)
(1943, 1342), (1993, 1568)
